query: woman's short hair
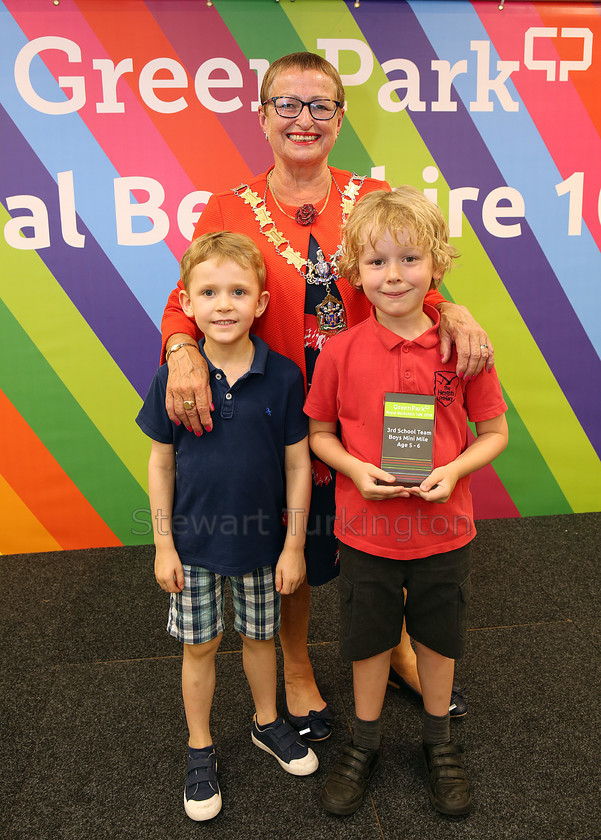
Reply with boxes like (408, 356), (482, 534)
(260, 52), (345, 108)
(339, 186), (458, 289)
(180, 231), (266, 292)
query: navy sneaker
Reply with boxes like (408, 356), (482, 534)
(285, 702), (333, 741)
(449, 686), (468, 718)
(251, 715), (318, 775)
(183, 746), (222, 821)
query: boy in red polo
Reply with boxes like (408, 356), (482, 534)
(304, 187), (508, 817)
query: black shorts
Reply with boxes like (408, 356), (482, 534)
(338, 541), (471, 661)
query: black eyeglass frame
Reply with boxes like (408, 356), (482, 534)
(261, 96), (342, 121)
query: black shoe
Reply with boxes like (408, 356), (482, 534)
(285, 702), (333, 741)
(449, 686), (468, 718)
(320, 744), (381, 816)
(423, 741), (472, 816)
(388, 667), (468, 718)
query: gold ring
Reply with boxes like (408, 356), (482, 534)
(183, 400), (195, 411)
(480, 344), (488, 349)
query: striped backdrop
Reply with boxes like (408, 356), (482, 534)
(1, 0), (600, 554)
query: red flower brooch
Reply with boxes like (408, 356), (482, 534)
(295, 204), (318, 226)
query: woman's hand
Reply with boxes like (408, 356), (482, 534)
(165, 340), (213, 434)
(438, 302), (495, 379)
(275, 546), (306, 595)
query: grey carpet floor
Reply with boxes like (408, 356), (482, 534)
(1, 512), (599, 840)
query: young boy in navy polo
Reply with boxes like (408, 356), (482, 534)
(304, 187), (508, 817)
(136, 231), (317, 822)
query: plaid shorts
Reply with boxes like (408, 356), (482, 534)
(167, 564), (281, 644)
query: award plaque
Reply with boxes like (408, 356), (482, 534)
(380, 393), (436, 486)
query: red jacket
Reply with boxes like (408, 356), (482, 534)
(161, 168), (445, 386)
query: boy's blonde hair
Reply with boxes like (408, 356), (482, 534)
(180, 231), (266, 292)
(339, 186), (457, 290)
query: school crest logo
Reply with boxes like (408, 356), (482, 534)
(434, 371), (459, 407)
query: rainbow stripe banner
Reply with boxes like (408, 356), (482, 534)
(1, 0), (600, 554)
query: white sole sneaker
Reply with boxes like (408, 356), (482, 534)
(183, 787), (222, 821)
(251, 731), (319, 776)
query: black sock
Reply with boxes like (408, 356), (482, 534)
(353, 715), (381, 751)
(422, 710), (450, 745)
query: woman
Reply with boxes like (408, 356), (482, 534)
(160, 52), (492, 737)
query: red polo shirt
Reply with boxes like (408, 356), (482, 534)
(304, 306), (507, 560)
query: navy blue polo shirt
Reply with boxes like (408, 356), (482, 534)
(136, 335), (308, 576)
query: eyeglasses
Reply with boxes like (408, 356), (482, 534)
(262, 96), (341, 121)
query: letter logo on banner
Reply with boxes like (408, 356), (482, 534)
(431, 59), (468, 112)
(4, 195), (50, 250)
(93, 58), (133, 113)
(524, 27), (593, 81)
(14, 36), (86, 115)
(470, 40), (519, 112)
(482, 187), (525, 238)
(139, 58), (188, 114)
(195, 57), (244, 113)
(378, 59), (426, 112)
(114, 177), (169, 246)
(177, 191), (213, 241)
(316, 37), (373, 106)
(58, 171), (85, 248)
(249, 58), (269, 110)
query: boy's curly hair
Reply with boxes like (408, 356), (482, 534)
(339, 186), (458, 290)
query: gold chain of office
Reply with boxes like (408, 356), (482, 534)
(231, 171), (366, 283)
